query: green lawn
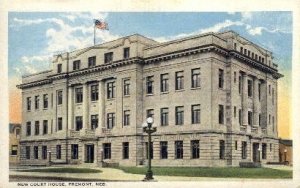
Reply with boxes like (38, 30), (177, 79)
(19, 168), (102, 173)
(118, 166), (292, 179)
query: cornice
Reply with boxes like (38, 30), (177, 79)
(17, 45), (283, 90)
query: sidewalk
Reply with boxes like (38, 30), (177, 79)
(9, 165), (292, 182)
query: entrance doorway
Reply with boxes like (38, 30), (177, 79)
(85, 144), (94, 163)
(252, 143), (260, 162)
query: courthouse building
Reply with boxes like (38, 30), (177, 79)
(17, 31), (282, 167)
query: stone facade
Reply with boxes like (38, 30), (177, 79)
(17, 31), (282, 167)
(9, 123), (21, 164)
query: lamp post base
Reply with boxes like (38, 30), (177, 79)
(143, 170), (154, 181)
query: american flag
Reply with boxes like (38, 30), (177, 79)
(94, 19), (108, 30)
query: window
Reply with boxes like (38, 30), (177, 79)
(123, 47), (130, 59)
(230, 106), (235, 119)
(107, 82), (115, 99)
(255, 54), (258, 60)
(123, 79), (130, 96)
(56, 145), (61, 159)
(91, 85), (99, 101)
(191, 68), (201, 88)
(91, 115), (98, 130)
(43, 120), (48, 135)
(160, 141), (168, 159)
(248, 111), (253, 126)
(258, 83), (261, 100)
(35, 95), (39, 109)
(248, 79), (253, 97)
(103, 143), (111, 159)
(269, 114), (271, 124)
(58, 117), (63, 131)
(16, 128), (20, 137)
(71, 144), (78, 159)
(107, 113), (115, 129)
(269, 85), (271, 95)
(262, 57), (265, 63)
(161, 108), (169, 126)
(43, 94), (48, 109)
(234, 43), (237, 50)
(239, 109), (242, 125)
(27, 97), (31, 111)
(35, 121), (39, 135)
(244, 49), (247, 55)
(191, 104), (201, 124)
(240, 47), (243, 53)
(242, 141), (247, 159)
(251, 52), (254, 59)
(75, 87), (83, 103)
(175, 141), (183, 159)
(175, 71), (184, 90)
(25, 146), (30, 159)
(272, 88), (275, 105)
(270, 144), (272, 151)
(219, 140), (225, 159)
(218, 105), (224, 124)
(73, 60), (80, 70)
(57, 90), (63, 105)
(34, 146), (38, 159)
(234, 72), (236, 83)
(26, 122), (31, 136)
(259, 114), (261, 126)
(175, 106), (184, 125)
(160, 73), (169, 92)
(248, 50), (251, 56)
(191, 140), (200, 159)
(259, 56), (261, 62)
(272, 116), (275, 132)
(57, 64), (62, 73)
(88, 56), (96, 67)
(145, 142), (153, 159)
(262, 143), (267, 159)
(218, 69), (224, 89)
(122, 142), (129, 159)
(235, 141), (238, 150)
(145, 76), (154, 94)
(147, 109), (154, 118)
(238, 75), (242, 94)
(75, 116), (82, 131)
(104, 52), (113, 63)
(42, 146), (47, 160)
(123, 110), (130, 126)
(11, 145), (18, 155)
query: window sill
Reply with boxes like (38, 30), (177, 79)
(106, 98), (115, 101)
(175, 89), (185, 92)
(123, 95), (130, 98)
(75, 102), (83, 105)
(160, 91), (169, 95)
(43, 108), (48, 110)
(191, 87), (201, 90)
(146, 93), (154, 96)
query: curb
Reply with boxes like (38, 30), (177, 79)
(9, 175), (141, 182)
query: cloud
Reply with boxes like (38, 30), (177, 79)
(15, 55), (52, 75)
(153, 19), (244, 42)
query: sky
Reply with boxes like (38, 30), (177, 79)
(8, 12), (292, 138)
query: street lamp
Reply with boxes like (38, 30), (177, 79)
(142, 117), (157, 181)
(48, 150), (52, 166)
